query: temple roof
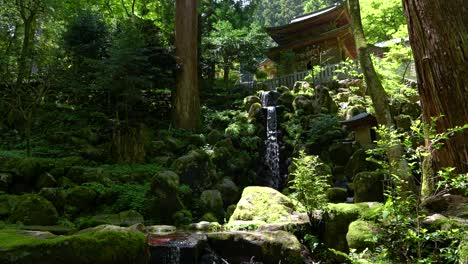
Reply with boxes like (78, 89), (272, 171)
(265, 2), (357, 61)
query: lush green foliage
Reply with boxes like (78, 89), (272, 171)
(290, 151), (331, 214)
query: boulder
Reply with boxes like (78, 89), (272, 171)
(188, 221), (222, 232)
(353, 171), (384, 202)
(326, 187), (348, 203)
(215, 177), (239, 206)
(344, 149), (373, 179)
(89, 210), (144, 227)
(319, 202), (382, 252)
(0, 194), (20, 218)
(292, 95), (314, 114)
(200, 190), (224, 221)
(328, 142), (354, 166)
(65, 186), (97, 213)
(395, 114), (412, 131)
(293, 81), (310, 93)
(9, 194), (58, 225)
(0, 172), (13, 192)
(35, 172), (57, 190)
(346, 220), (379, 252)
(39, 188), (66, 213)
(147, 171), (184, 224)
(186, 134), (206, 147)
(277, 92), (295, 110)
(172, 149), (216, 192)
(248, 102), (263, 120)
(0, 226), (147, 264)
(243, 95), (262, 111)
(229, 186), (296, 223)
(207, 129), (223, 145)
(313, 85), (339, 114)
(207, 231), (302, 264)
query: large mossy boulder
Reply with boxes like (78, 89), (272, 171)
(215, 177), (240, 206)
(200, 190), (224, 221)
(207, 231), (302, 264)
(243, 95), (262, 110)
(9, 194), (58, 225)
(326, 187), (348, 203)
(346, 220), (379, 252)
(172, 149), (216, 192)
(0, 226), (147, 264)
(146, 170), (184, 224)
(353, 171), (384, 202)
(0, 195), (20, 218)
(229, 186), (296, 223)
(65, 186), (97, 213)
(292, 95), (314, 114)
(277, 91), (295, 110)
(319, 202), (382, 252)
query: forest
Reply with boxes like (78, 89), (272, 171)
(0, 0), (467, 263)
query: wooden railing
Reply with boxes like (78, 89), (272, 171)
(237, 61), (360, 90)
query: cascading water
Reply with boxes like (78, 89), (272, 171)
(261, 91), (281, 189)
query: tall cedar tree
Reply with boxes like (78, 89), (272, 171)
(402, 0), (468, 176)
(347, 0), (415, 191)
(173, 0), (200, 129)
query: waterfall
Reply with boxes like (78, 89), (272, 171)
(261, 91), (281, 189)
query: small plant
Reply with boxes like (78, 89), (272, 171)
(289, 151), (331, 219)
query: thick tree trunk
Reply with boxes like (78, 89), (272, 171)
(347, 0), (415, 191)
(173, 0), (200, 130)
(402, 0), (468, 176)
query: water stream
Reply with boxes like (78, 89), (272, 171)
(260, 91), (281, 189)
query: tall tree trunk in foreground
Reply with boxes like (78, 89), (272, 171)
(347, 0), (415, 191)
(173, 0), (200, 129)
(402, 0), (468, 185)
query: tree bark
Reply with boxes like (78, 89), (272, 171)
(402, 0), (468, 175)
(347, 0), (415, 190)
(173, 0), (200, 129)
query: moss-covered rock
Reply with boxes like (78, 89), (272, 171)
(39, 188), (66, 213)
(172, 149), (216, 192)
(224, 220), (267, 231)
(0, 226), (147, 264)
(172, 209), (192, 226)
(248, 102), (262, 120)
(9, 194), (58, 225)
(65, 186), (97, 212)
(147, 170), (184, 224)
(229, 186), (296, 223)
(346, 220), (379, 252)
(200, 190), (224, 221)
(215, 177), (239, 206)
(277, 91), (295, 110)
(243, 95), (262, 111)
(319, 202), (382, 252)
(206, 129), (223, 145)
(0, 194), (20, 218)
(326, 187), (348, 203)
(200, 212), (219, 223)
(292, 95), (314, 114)
(207, 231), (302, 264)
(353, 171), (384, 202)
(293, 81), (310, 93)
(86, 210), (144, 228)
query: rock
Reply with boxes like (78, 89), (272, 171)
(65, 186), (97, 212)
(346, 220), (379, 252)
(344, 149), (373, 179)
(293, 95), (314, 114)
(201, 212), (219, 223)
(187, 134), (206, 147)
(188, 221), (222, 232)
(293, 81), (310, 93)
(345, 105), (366, 119)
(16, 158), (52, 184)
(395, 114), (412, 131)
(229, 186), (296, 223)
(146, 225), (177, 235)
(314, 85), (339, 114)
(165, 136), (188, 153)
(66, 166), (109, 184)
(207, 231), (302, 264)
(225, 204), (236, 221)
(248, 102), (263, 120)
(207, 129), (223, 145)
(200, 190), (224, 220)
(147, 171), (184, 224)
(277, 91), (295, 109)
(0, 172), (13, 192)
(172, 149), (216, 192)
(20, 225), (76, 235)
(35, 172), (57, 189)
(39, 188), (66, 213)
(225, 220), (267, 231)
(243, 95), (262, 111)
(353, 171), (384, 202)
(319, 202), (382, 252)
(422, 213), (448, 225)
(0, 194), (20, 218)
(328, 142), (354, 166)
(89, 210), (144, 227)
(172, 209), (193, 226)
(0, 226), (148, 264)
(148, 232), (207, 264)
(9, 194), (58, 225)
(17, 230), (57, 239)
(327, 187), (348, 203)
(215, 177), (239, 206)
(335, 92), (350, 102)
(276, 86), (290, 94)
(401, 102), (421, 119)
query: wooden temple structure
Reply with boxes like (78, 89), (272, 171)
(265, 2), (357, 76)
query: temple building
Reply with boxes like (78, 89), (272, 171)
(265, 2), (357, 76)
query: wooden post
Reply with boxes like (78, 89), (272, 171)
(173, 0), (200, 129)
